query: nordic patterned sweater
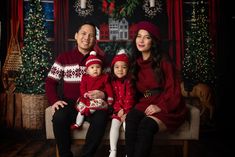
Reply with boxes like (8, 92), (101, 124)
(45, 48), (103, 105)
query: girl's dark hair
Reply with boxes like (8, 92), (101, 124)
(77, 21), (97, 35)
(130, 31), (168, 83)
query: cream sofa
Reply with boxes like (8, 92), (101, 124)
(45, 104), (200, 157)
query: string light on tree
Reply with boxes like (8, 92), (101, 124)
(182, 1), (216, 87)
(15, 0), (53, 94)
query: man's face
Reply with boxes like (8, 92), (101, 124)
(75, 24), (96, 54)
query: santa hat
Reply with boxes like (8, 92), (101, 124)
(111, 49), (129, 67)
(136, 21), (161, 40)
(85, 51), (102, 68)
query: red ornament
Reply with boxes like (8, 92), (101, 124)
(109, 1), (115, 14)
(102, 0), (115, 15)
(102, 0), (108, 13)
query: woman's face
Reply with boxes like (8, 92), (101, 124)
(75, 24), (96, 55)
(135, 29), (152, 54)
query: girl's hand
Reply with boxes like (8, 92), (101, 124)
(120, 113), (127, 122)
(117, 109), (124, 117)
(145, 104), (161, 116)
(87, 90), (105, 99)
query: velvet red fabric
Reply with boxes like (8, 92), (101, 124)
(18, 0), (23, 46)
(54, 0), (69, 56)
(209, 0), (219, 57)
(166, 0), (184, 71)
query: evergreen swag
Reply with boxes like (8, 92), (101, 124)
(15, 0), (53, 94)
(110, 0), (140, 19)
(182, 1), (216, 87)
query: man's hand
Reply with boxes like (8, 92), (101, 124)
(51, 100), (68, 114)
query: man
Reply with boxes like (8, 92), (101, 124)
(46, 22), (108, 157)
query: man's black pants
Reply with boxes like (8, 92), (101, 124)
(52, 99), (109, 157)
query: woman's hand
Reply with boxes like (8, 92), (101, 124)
(87, 90), (105, 99)
(51, 100), (68, 114)
(145, 104), (161, 116)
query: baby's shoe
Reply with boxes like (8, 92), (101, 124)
(70, 123), (81, 130)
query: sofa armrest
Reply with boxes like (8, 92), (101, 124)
(187, 104), (200, 139)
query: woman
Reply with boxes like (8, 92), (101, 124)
(125, 21), (188, 157)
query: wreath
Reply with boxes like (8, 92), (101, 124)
(143, 0), (163, 19)
(74, 0), (94, 17)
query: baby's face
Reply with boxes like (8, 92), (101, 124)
(87, 64), (102, 77)
(113, 61), (128, 79)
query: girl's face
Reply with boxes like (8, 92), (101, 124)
(113, 61), (128, 79)
(135, 29), (152, 54)
(86, 64), (102, 77)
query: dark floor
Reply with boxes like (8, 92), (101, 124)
(0, 126), (233, 157)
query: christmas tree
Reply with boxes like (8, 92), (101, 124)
(182, 1), (216, 87)
(15, 0), (53, 94)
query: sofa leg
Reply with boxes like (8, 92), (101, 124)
(182, 140), (188, 157)
(56, 144), (60, 157)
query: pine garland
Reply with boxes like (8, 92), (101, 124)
(111, 0), (140, 19)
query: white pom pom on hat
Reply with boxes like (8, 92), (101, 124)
(90, 51), (96, 55)
(85, 51), (102, 67)
(111, 49), (129, 66)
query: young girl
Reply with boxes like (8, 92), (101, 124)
(109, 49), (135, 157)
(71, 51), (114, 129)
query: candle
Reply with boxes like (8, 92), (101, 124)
(149, 0), (155, 8)
(81, 0), (87, 9)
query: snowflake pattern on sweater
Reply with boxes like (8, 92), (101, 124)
(48, 62), (86, 82)
(46, 49), (89, 105)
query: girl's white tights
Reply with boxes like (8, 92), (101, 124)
(109, 119), (124, 157)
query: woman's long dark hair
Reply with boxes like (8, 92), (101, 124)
(130, 31), (166, 83)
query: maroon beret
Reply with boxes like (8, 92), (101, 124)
(136, 21), (161, 40)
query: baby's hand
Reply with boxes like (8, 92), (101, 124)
(87, 90), (105, 99)
(84, 92), (89, 98)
